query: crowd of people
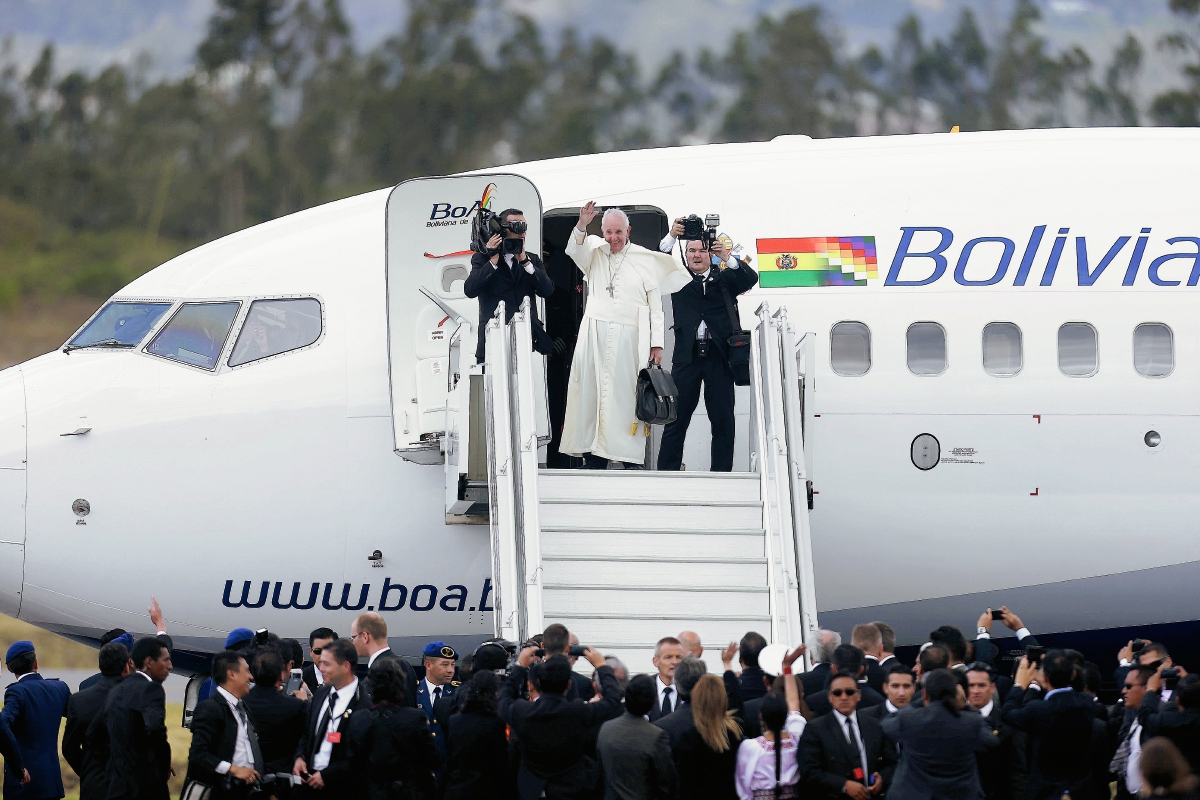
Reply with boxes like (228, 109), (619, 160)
(1, 601), (1199, 799)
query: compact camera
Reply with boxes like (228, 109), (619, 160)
(679, 213), (720, 250)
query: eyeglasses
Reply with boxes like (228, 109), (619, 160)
(311, 647), (323, 656)
(351, 632), (367, 640)
(830, 688), (859, 697)
(1123, 682), (1144, 690)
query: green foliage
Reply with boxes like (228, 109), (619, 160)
(0, 0), (1189, 317)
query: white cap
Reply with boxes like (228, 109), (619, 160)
(758, 643), (790, 678)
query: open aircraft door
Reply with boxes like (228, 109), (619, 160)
(385, 174), (548, 510)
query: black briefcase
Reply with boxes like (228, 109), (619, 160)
(636, 364), (679, 425)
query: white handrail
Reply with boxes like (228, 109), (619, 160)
(510, 299), (544, 636)
(484, 301), (522, 642)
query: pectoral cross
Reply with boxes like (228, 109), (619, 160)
(606, 283), (616, 298)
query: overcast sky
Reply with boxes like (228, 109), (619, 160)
(0, 0), (1187, 94)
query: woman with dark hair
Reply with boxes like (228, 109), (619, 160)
(1141, 737), (1200, 799)
(346, 660), (441, 799)
(734, 647), (807, 800)
(881, 668), (999, 800)
(443, 670), (513, 800)
(675, 673), (745, 800)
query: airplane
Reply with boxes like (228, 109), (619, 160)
(1, 127), (1197, 684)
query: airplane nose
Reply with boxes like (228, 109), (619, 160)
(0, 366), (26, 617)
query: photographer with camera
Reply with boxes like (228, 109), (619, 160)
(1138, 663), (1200, 774)
(656, 215), (758, 472)
(464, 207), (555, 364)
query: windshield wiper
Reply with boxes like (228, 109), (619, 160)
(63, 338), (137, 354)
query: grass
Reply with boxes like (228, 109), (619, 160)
(0, 614), (98, 669)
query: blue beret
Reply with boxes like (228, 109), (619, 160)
(423, 641), (458, 660)
(112, 633), (135, 651)
(225, 628), (254, 649)
(5, 641), (34, 663)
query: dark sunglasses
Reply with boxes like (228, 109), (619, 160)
(1123, 682), (1143, 690)
(830, 688), (859, 697)
(311, 647), (323, 655)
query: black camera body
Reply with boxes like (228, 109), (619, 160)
(1132, 639), (1147, 654)
(679, 213), (720, 250)
(471, 208), (528, 255)
(1026, 645), (1046, 665)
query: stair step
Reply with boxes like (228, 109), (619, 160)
(544, 584), (770, 616)
(539, 469), (760, 503)
(541, 555), (767, 587)
(596, 648), (739, 678)
(539, 500), (762, 531)
(540, 528), (764, 559)
(556, 615), (770, 646)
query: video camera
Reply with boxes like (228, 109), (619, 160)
(678, 213), (721, 250)
(471, 208), (528, 256)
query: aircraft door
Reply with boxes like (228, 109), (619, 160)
(385, 175), (547, 464)
(0, 368), (26, 617)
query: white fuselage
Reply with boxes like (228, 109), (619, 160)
(2, 128), (1197, 666)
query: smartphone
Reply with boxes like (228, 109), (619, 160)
(991, 609), (1005, 621)
(1026, 645), (1045, 664)
(568, 645), (587, 657)
(283, 669), (304, 694)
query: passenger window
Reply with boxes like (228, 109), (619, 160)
(1058, 323), (1098, 377)
(69, 302), (172, 348)
(1133, 323), (1173, 377)
(830, 322), (871, 376)
(146, 302), (241, 370)
(982, 322), (1023, 376)
(907, 322), (947, 375)
(229, 298), (323, 367)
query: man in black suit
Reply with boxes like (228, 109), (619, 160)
(464, 207), (554, 363)
(63, 642), (132, 800)
(596, 675), (676, 800)
(737, 631), (772, 702)
(806, 645), (886, 718)
(543, 624), (594, 702)
(185, 651), (264, 798)
(1139, 667), (1200, 773)
(647, 637), (686, 722)
(860, 664), (915, 722)
(302, 627), (337, 694)
(242, 648), (308, 775)
(653, 657), (709, 749)
(293, 638), (372, 797)
(871, 622), (898, 668)
(965, 661), (1020, 800)
(104, 636), (173, 800)
(852, 624), (888, 695)
(800, 629), (842, 696)
(499, 646), (623, 799)
(799, 673), (895, 799)
(1001, 650), (1095, 800)
(656, 225), (758, 472)
(350, 612), (416, 707)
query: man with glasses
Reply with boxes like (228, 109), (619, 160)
(350, 612), (417, 707)
(798, 673), (894, 799)
(1110, 665), (1154, 800)
(805, 645), (885, 717)
(303, 627), (338, 694)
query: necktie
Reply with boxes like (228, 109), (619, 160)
(434, 685), (442, 703)
(236, 700), (264, 771)
(845, 717), (866, 783)
(661, 687), (673, 717)
(315, 689), (339, 754)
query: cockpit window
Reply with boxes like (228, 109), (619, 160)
(228, 298), (323, 367)
(68, 302), (172, 349)
(146, 302), (241, 370)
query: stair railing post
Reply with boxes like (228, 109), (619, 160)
(510, 298), (545, 637)
(772, 308), (813, 658)
(751, 302), (782, 646)
(485, 301), (523, 642)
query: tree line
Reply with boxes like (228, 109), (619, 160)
(3, 0), (1200, 247)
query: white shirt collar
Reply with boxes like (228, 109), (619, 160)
(216, 686), (240, 708)
(979, 700), (994, 718)
(367, 647), (391, 668)
(655, 675), (676, 710)
(885, 700), (899, 714)
(835, 709), (858, 726)
(425, 677), (447, 697)
(16, 672), (37, 682)
(136, 670), (153, 682)
(1044, 687), (1073, 700)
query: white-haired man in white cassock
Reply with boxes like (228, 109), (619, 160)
(560, 202), (691, 468)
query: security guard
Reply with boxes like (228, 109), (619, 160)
(3, 641), (71, 800)
(416, 641), (460, 761)
(657, 221), (759, 471)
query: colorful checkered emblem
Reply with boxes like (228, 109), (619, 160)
(757, 236), (879, 287)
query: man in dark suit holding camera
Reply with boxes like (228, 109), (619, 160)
(464, 208), (555, 364)
(656, 218), (758, 472)
(185, 651), (264, 799)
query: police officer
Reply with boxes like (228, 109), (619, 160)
(656, 220), (759, 471)
(416, 642), (461, 761)
(3, 640), (71, 800)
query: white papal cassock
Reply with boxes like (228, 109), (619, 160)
(560, 229), (691, 464)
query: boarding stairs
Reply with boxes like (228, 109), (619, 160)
(474, 298), (820, 675)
